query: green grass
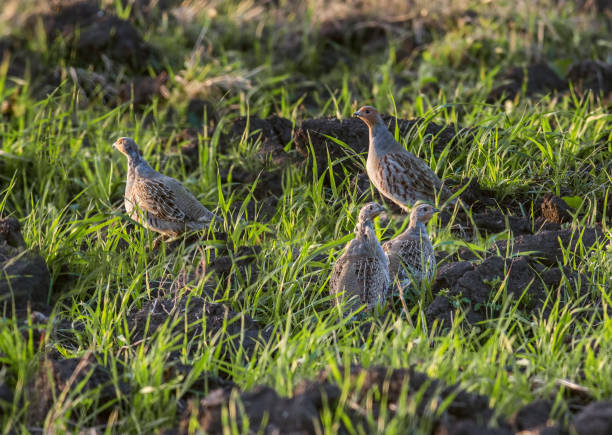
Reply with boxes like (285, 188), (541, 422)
(0, 0), (611, 433)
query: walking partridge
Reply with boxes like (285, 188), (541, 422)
(330, 202), (390, 311)
(113, 137), (220, 236)
(383, 203), (438, 289)
(354, 106), (453, 212)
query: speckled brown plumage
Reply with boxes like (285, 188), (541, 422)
(330, 202), (389, 311)
(383, 204), (438, 288)
(114, 137), (220, 236)
(354, 105), (452, 212)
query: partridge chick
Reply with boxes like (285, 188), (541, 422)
(113, 137), (220, 236)
(383, 203), (438, 289)
(354, 106), (452, 211)
(330, 202), (389, 311)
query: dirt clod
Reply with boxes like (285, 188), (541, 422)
(572, 401), (612, 435)
(487, 63), (567, 102)
(0, 217), (51, 310)
(30, 1), (154, 70)
(435, 420), (513, 435)
(453, 178), (497, 211)
(208, 246), (262, 281)
(541, 194), (573, 224)
(567, 61), (612, 100)
(227, 115), (293, 166)
(119, 71), (168, 107)
(512, 400), (553, 432)
(27, 353), (128, 424)
(178, 382), (340, 434)
(317, 365), (507, 432)
(220, 165), (284, 200)
(128, 296), (269, 361)
(164, 362), (236, 397)
(173, 364), (509, 434)
(493, 227), (604, 265)
(431, 261), (475, 294)
(472, 210), (533, 235)
(427, 256), (587, 325)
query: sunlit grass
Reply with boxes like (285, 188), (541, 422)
(0, 0), (610, 432)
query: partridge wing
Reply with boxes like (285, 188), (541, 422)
(131, 177), (186, 222)
(164, 178), (217, 223)
(383, 151), (450, 200)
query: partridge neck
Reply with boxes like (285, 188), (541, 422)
(369, 121), (398, 154)
(128, 151), (152, 170)
(408, 219), (427, 234)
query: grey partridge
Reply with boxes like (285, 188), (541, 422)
(113, 137), (220, 236)
(329, 202), (390, 311)
(383, 203), (438, 289)
(354, 105), (453, 212)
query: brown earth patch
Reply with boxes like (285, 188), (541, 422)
(173, 382), (340, 434)
(451, 178), (498, 212)
(220, 165), (284, 201)
(540, 194), (574, 224)
(277, 14), (426, 73)
(487, 63), (567, 103)
(567, 61), (612, 101)
(226, 115), (294, 166)
(492, 227), (604, 265)
(427, 256), (588, 325)
(27, 353), (129, 425)
(571, 401), (612, 435)
(168, 128), (200, 172)
(0, 217), (51, 312)
(127, 295), (270, 362)
(471, 210), (534, 235)
(511, 400), (554, 433)
(27, 0), (155, 71)
(172, 365), (508, 434)
(118, 71), (169, 107)
(207, 245), (263, 285)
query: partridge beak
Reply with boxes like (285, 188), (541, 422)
(433, 208), (440, 213)
(353, 110), (361, 117)
(112, 140), (117, 149)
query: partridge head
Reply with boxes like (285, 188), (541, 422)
(113, 137), (140, 158)
(411, 203), (439, 226)
(354, 106), (383, 129)
(357, 201), (385, 225)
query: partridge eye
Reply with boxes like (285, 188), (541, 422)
(365, 110), (370, 114)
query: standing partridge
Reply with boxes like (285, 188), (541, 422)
(354, 105), (453, 212)
(113, 137), (220, 236)
(383, 203), (438, 289)
(330, 202), (390, 311)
